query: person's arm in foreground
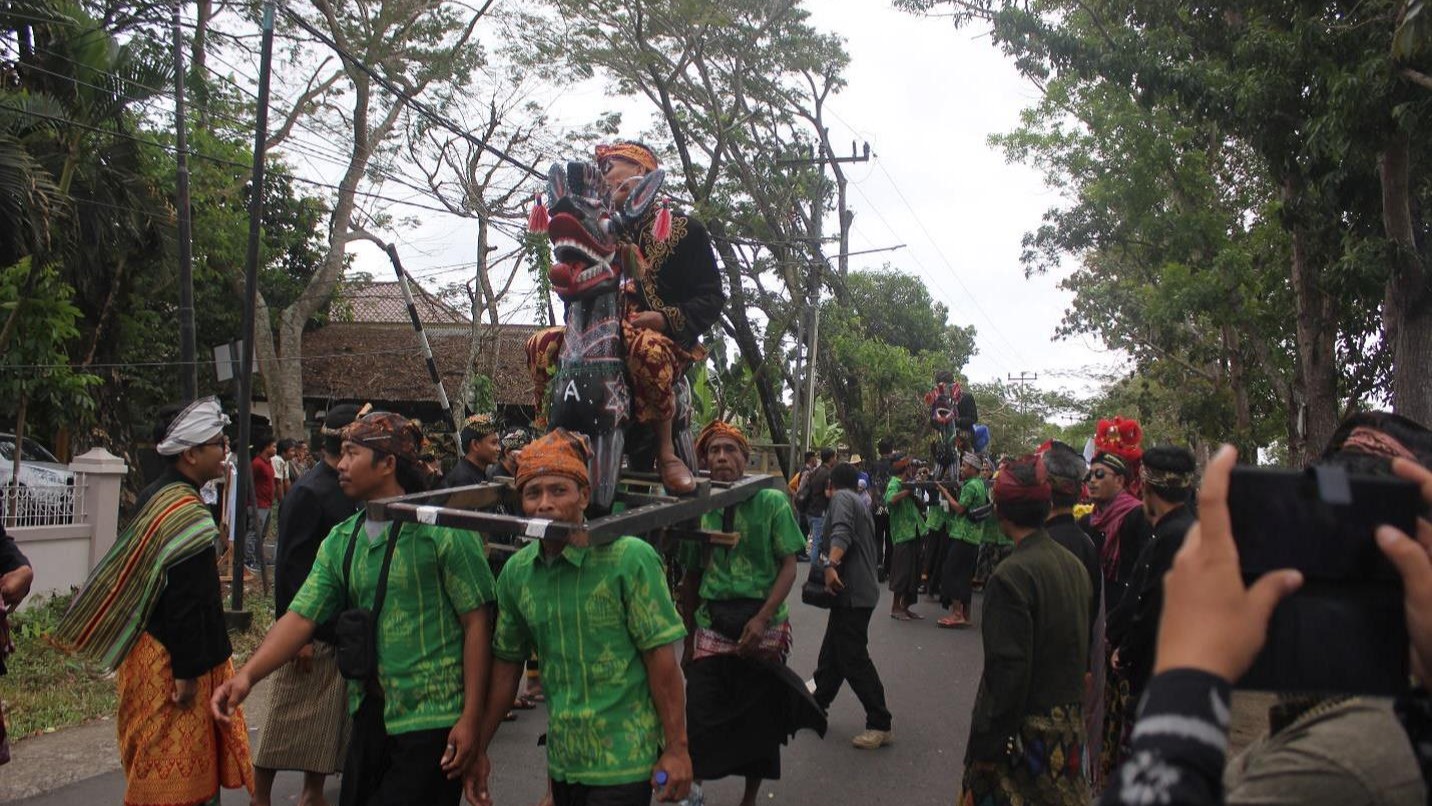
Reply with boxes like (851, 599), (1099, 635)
(643, 642), (692, 802)
(467, 657), (524, 806)
(1098, 446), (1303, 806)
(442, 606), (492, 780)
(210, 611), (318, 723)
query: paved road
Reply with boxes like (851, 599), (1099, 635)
(13, 585), (986, 806)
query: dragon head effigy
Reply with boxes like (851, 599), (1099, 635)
(543, 161), (665, 302)
(925, 379), (962, 471)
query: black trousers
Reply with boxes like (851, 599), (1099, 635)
(811, 607), (892, 731)
(874, 509), (892, 577)
(923, 529), (950, 596)
(941, 539), (979, 611)
(550, 779), (653, 806)
(341, 695), (463, 806)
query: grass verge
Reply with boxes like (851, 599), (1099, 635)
(2, 582), (273, 739)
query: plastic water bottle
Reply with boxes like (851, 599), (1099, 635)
(654, 772), (704, 806)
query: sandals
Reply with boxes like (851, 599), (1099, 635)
(937, 617), (970, 629)
(889, 612), (912, 621)
(513, 695), (539, 710)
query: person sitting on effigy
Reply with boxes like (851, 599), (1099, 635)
(525, 141), (725, 495)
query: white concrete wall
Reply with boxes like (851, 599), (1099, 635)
(10, 447), (127, 604)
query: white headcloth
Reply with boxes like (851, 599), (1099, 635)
(157, 396), (231, 456)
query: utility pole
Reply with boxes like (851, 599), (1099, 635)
(174, 0), (197, 400)
(230, 0), (276, 616)
(1007, 372), (1038, 445)
(779, 138), (870, 463)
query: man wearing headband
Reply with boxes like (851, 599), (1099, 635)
(213, 411), (498, 806)
(445, 413), (501, 490)
(934, 452), (988, 629)
(473, 429), (692, 806)
(960, 455), (1092, 806)
(679, 422), (815, 805)
(1101, 445), (1197, 776)
(252, 403), (363, 806)
(525, 141), (725, 495)
(884, 452), (927, 621)
(55, 397), (254, 804)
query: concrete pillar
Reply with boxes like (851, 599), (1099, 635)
(69, 447), (128, 567)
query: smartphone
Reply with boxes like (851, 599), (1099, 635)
(1227, 464), (1421, 695)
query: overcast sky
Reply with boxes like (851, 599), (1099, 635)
(341, 0), (1124, 398)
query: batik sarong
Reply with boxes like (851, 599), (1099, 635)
(959, 704), (1089, 806)
(116, 633), (253, 806)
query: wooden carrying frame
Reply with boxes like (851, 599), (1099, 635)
(364, 471), (777, 552)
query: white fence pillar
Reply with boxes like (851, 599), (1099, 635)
(70, 447), (127, 566)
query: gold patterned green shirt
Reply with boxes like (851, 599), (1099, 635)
(492, 536), (686, 786)
(288, 512), (497, 734)
(679, 488), (806, 629)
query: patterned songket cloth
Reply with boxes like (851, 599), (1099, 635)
(960, 705), (1089, 806)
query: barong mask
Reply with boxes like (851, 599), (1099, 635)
(544, 160), (665, 302)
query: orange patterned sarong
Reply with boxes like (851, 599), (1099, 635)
(526, 321), (697, 425)
(116, 633), (254, 806)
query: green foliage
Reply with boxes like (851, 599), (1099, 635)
(0, 260), (100, 436)
(468, 374), (496, 417)
(806, 397), (846, 450)
(819, 268), (977, 455)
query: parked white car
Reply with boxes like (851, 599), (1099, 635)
(0, 434), (76, 524)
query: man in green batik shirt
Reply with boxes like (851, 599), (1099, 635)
(679, 421), (810, 806)
(935, 453), (988, 628)
(212, 412), (497, 806)
(885, 452), (926, 620)
(471, 429), (691, 806)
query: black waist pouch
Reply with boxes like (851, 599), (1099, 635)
(335, 520), (401, 682)
(707, 597), (767, 641)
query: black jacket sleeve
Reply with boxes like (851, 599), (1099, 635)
(148, 548), (232, 679)
(967, 574), (1034, 761)
(0, 521), (29, 574)
(273, 485), (321, 621)
(648, 215), (725, 348)
(1099, 669), (1231, 806)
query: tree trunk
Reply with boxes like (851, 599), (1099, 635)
(458, 215), (496, 417)
(707, 219), (791, 477)
(1285, 180), (1339, 460)
(1380, 133), (1432, 425)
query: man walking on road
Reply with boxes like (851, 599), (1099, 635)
(471, 429), (692, 806)
(680, 420), (819, 806)
(960, 455), (1091, 805)
(213, 412), (498, 806)
(252, 404), (362, 806)
(813, 462), (893, 749)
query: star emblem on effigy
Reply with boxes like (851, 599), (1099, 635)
(604, 378), (630, 425)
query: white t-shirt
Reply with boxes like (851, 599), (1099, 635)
(271, 455), (289, 483)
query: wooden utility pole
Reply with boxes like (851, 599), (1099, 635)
(779, 139), (870, 465)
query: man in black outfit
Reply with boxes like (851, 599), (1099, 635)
(1107, 445), (1198, 703)
(1040, 442), (1101, 634)
(870, 439), (894, 581)
(444, 413), (500, 489)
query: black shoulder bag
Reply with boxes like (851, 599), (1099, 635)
(801, 510), (847, 609)
(334, 519), (401, 681)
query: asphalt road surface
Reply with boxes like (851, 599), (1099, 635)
(14, 584), (986, 806)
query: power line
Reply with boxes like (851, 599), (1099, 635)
(871, 158), (1032, 367)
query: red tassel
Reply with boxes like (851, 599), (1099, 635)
(652, 200), (672, 242)
(527, 193), (549, 234)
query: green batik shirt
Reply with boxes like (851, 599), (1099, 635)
(492, 536), (687, 786)
(886, 476), (925, 545)
(678, 488), (806, 630)
(289, 512), (496, 734)
(950, 478), (988, 545)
